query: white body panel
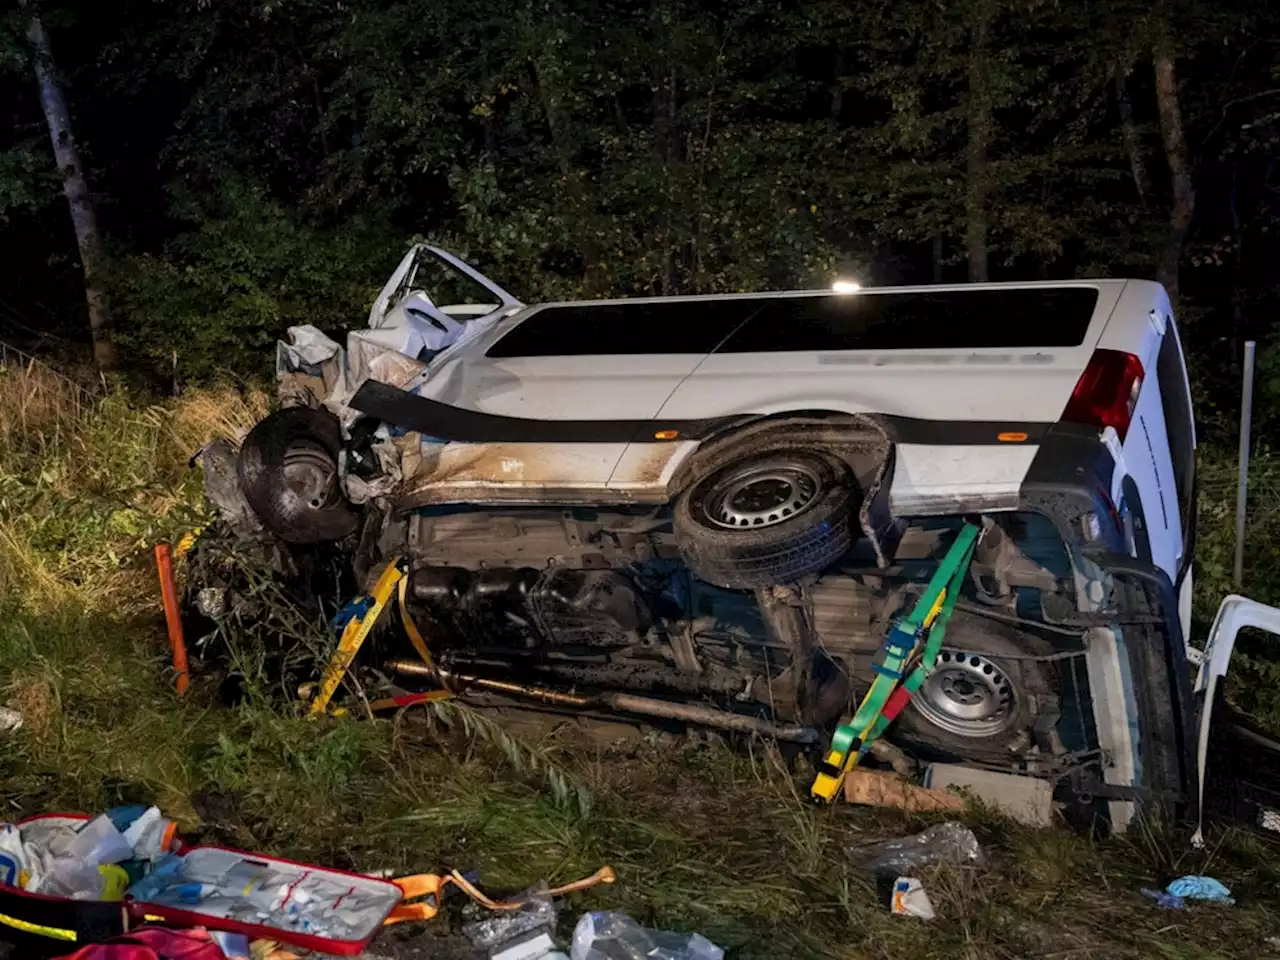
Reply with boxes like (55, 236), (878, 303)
(650, 280), (1121, 421)
(889, 444), (1040, 515)
(343, 251), (1195, 586)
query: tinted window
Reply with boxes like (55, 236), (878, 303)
(716, 288), (1099, 353)
(1156, 318), (1195, 543)
(486, 300), (757, 358)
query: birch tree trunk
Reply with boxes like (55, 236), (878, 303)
(22, 0), (116, 370)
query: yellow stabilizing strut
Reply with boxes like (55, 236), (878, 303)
(308, 560), (405, 717)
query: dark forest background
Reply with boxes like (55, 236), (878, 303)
(2, 0), (1280, 615)
(2, 0), (1278, 390)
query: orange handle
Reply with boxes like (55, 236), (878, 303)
(155, 544), (190, 696)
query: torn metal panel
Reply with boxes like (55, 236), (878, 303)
(395, 441), (638, 507)
(199, 438), (264, 538)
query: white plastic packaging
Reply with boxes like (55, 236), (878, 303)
(570, 912), (723, 960)
(0, 824), (28, 887)
(32, 815), (133, 898)
(64, 815), (133, 867)
(123, 807), (176, 862)
(890, 877), (936, 920)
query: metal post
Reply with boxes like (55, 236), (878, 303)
(1234, 340), (1257, 587)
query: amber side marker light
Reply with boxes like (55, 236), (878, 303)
(654, 429), (680, 440)
(997, 431), (1029, 443)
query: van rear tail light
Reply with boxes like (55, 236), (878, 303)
(1063, 349), (1144, 441)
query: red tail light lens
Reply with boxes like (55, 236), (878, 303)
(1062, 349), (1145, 440)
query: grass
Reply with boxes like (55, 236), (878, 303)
(1, 362), (1280, 959)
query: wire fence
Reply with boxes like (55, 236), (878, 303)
(0, 338), (104, 450)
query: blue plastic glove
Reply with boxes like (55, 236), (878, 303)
(1166, 875), (1235, 905)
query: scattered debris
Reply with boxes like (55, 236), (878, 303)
(1141, 875), (1236, 910)
(848, 822), (984, 876)
(1140, 887), (1186, 910)
(570, 912), (723, 960)
(922, 763), (1054, 826)
(842, 767), (964, 813)
(493, 929), (566, 960)
(0, 707), (21, 735)
(462, 884), (556, 954)
(890, 877), (936, 920)
(1166, 875), (1234, 905)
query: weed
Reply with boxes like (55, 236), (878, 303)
(1, 363), (1279, 959)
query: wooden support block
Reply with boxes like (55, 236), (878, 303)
(842, 767), (966, 813)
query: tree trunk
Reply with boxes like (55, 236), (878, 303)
(22, 0), (116, 370)
(1112, 63), (1151, 210)
(830, 48), (844, 127)
(1153, 30), (1194, 304)
(965, 4), (991, 283)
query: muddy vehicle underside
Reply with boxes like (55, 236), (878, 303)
(197, 409), (1190, 830)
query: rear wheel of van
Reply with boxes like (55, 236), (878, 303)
(673, 450), (859, 589)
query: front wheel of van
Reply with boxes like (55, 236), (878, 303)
(237, 407), (361, 544)
(893, 616), (1059, 762)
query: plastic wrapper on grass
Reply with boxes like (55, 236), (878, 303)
(847, 822), (984, 877)
(462, 883), (557, 951)
(570, 912), (723, 960)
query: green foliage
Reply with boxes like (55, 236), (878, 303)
(0, 145), (56, 222)
(2, 0), (1272, 381)
(113, 179), (402, 382)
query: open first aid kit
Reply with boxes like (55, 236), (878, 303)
(0, 814), (404, 956)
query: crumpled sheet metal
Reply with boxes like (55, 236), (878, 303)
(276, 324), (345, 410)
(272, 325), (432, 505)
(274, 324), (426, 419)
(344, 437), (405, 504)
(199, 438), (265, 538)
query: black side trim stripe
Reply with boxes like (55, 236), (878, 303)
(351, 380), (747, 444)
(874, 415), (1050, 445)
(350, 380), (1053, 446)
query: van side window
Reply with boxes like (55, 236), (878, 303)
(1156, 317), (1196, 545)
(715, 288), (1099, 353)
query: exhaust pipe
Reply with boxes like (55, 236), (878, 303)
(386, 658), (819, 744)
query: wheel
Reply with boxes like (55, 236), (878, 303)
(237, 407), (360, 544)
(893, 616), (1056, 761)
(673, 449), (859, 589)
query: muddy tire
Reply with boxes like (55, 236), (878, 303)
(237, 407), (360, 544)
(673, 450), (859, 589)
(894, 616), (1056, 761)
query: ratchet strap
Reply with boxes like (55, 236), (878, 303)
(811, 522), (980, 802)
(397, 573), (436, 673)
(381, 865), (616, 926)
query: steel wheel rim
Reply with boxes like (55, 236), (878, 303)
(702, 459), (823, 529)
(912, 649), (1019, 738)
(282, 440), (338, 509)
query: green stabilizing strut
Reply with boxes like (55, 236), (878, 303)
(861, 527), (977, 745)
(821, 522), (980, 766)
